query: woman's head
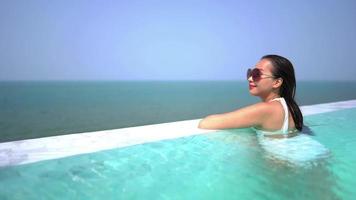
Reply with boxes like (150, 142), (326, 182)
(248, 54), (303, 131)
(247, 58), (283, 97)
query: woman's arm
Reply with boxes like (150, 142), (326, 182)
(198, 102), (271, 130)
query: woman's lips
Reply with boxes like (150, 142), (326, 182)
(249, 85), (256, 89)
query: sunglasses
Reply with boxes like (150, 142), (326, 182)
(246, 68), (275, 82)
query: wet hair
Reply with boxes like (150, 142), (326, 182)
(261, 54), (303, 131)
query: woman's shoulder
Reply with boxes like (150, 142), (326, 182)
(250, 101), (278, 114)
(247, 101), (284, 123)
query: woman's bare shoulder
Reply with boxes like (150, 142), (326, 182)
(243, 101), (274, 114)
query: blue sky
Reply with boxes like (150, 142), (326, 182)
(1, 0), (356, 81)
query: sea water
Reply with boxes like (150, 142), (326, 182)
(1, 80), (356, 142)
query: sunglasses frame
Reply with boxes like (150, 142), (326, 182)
(247, 68), (276, 82)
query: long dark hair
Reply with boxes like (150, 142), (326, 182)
(261, 55), (303, 131)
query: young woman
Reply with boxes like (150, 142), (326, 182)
(198, 55), (303, 139)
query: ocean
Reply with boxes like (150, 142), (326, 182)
(1, 80), (356, 142)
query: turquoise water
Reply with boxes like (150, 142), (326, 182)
(1, 80), (356, 142)
(1, 108), (355, 199)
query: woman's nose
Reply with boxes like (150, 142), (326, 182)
(247, 75), (253, 82)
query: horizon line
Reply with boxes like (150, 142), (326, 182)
(1, 79), (356, 82)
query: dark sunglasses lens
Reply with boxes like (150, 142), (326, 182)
(251, 68), (261, 81)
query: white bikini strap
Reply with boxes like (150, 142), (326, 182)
(269, 97), (289, 133)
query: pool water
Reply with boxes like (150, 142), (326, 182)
(1, 108), (356, 200)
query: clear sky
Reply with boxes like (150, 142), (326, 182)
(1, 0), (356, 81)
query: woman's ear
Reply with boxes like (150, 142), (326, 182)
(273, 78), (283, 88)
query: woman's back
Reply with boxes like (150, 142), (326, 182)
(253, 97), (298, 138)
(258, 97), (296, 132)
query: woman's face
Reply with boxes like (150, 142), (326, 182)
(248, 59), (278, 97)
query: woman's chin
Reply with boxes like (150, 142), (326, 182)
(249, 90), (258, 96)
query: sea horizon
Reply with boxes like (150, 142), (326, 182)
(1, 80), (356, 142)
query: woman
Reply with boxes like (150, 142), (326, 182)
(198, 54), (303, 139)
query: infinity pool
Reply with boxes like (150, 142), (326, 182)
(1, 108), (356, 200)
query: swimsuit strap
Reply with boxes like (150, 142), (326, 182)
(269, 97), (289, 133)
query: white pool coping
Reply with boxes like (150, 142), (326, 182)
(1, 99), (356, 167)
